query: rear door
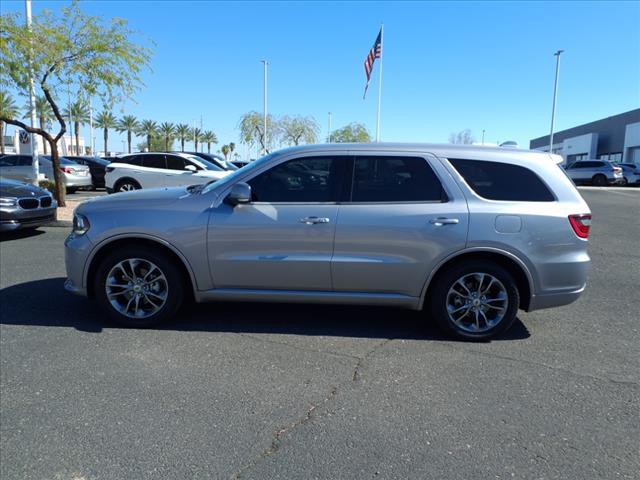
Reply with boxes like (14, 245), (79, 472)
(139, 154), (170, 188)
(331, 153), (469, 297)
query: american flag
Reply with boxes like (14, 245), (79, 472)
(363, 28), (382, 99)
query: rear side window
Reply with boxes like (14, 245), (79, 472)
(0, 156), (18, 166)
(449, 158), (555, 202)
(119, 155), (142, 166)
(352, 156), (445, 202)
(17, 156), (33, 166)
(141, 155), (166, 169)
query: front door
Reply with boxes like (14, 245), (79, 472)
(331, 154), (469, 297)
(208, 155), (348, 291)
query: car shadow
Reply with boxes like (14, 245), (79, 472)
(0, 277), (531, 342)
(0, 228), (47, 242)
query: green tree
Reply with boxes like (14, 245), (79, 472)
(136, 136), (164, 152)
(116, 115), (138, 154)
(280, 115), (319, 145)
(201, 130), (218, 153)
(0, 0), (152, 205)
(330, 122), (372, 143)
(229, 142), (236, 157)
(193, 127), (203, 153)
(23, 96), (55, 154)
(63, 99), (90, 155)
(0, 92), (19, 155)
(174, 123), (191, 152)
(158, 122), (175, 151)
(221, 144), (230, 160)
(137, 120), (158, 151)
(238, 111), (278, 154)
(94, 110), (117, 156)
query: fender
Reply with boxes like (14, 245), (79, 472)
(418, 246), (536, 310)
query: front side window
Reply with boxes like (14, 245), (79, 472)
(17, 156), (33, 166)
(248, 156), (345, 203)
(449, 158), (555, 202)
(351, 156), (445, 202)
(166, 155), (187, 170)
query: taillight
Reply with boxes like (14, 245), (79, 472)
(612, 166), (622, 173)
(569, 214), (591, 239)
(59, 166), (75, 174)
(105, 167), (115, 173)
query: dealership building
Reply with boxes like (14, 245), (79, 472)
(529, 109), (640, 165)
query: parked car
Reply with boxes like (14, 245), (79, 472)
(564, 160), (624, 186)
(105, 152), (231, 193)
(65, 156), (111, 189)
(0, 178), (57, 231)
(65, 143), (591, 341)
(231, 159), (251, 168)
(0, 154), (92, 192)
(615, 163), (640, 186)
(180, 151), (238, 171)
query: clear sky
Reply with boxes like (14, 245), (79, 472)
(3, 0), (640, 157)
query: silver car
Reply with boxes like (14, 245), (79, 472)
(564, 160), (624, 186)
(65, 144), (591, 340)
(0, 154), (92, 192)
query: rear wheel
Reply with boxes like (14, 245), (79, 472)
(592, 174), (607, 186)
(429, 261), (520, 341)
(94, 247), (184, 327)
(115, 179), (141, 192)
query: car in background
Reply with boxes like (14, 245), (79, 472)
(66, 143), (591, 341)
(0, 178), (57, 232)
(105, 152), (231, 193)
(231, 159), (251, 168)
(180, 151), (238, 171)
(65, 156), (111, 189)
(564, 160), (624, 186)
(615, 163), (640, 186)
(0, 154), (92, 193)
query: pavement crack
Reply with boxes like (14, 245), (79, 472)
(235, 332), (360, 361)
(230, 385), (338, 480)
(352, 338), (393, 382)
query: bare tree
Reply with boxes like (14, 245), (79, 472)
(449, 129), (475, 145)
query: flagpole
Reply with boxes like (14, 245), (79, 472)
(376, 24), (383, 142)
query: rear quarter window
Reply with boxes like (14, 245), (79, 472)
(449, 158), (555, 202)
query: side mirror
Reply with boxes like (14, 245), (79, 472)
(225, 182), (251, 206)
(185, 164), (197, 172)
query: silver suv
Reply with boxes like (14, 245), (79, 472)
(65, 144), (591, 340)
(565, 160), (624, 186)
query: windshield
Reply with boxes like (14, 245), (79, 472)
(201, 153), (276, 195)
(184, 154), (224, 171)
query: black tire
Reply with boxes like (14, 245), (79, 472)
(428, 260), (520, 341)
(94, 246), (184, 327)
(592, 174), (607, 187)
(620, 177), (628, 186)
(114, 179), (141, 192)
(66, 187), (77, 194)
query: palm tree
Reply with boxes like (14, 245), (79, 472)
(193, 128), (203, 153)
(229, 142), (236, 157)
(175, 123), (191, 152)
(63, 100), (90, 155)
(23, 96), (55, 154)
(201, 130), (218, 153)
(137, 120), (158, 151)
(158, 122), (176, 151)
(94, 110), (117, 156)
(0, 92), (19, 155)
(221, 144), (230, 160)
(116, 115), (139, 154)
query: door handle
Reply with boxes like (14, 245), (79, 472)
(430, 217), (459, 226)
(300, 216), (330, 225)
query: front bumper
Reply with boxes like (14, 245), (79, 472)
(64, 232), (93, 297)
(0, 205), (57, 231)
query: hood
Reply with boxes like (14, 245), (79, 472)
(77, 186), (196, 213)
(0, 179), (49, 198)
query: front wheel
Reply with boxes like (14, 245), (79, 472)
(94, 247), (184, 327)
(428, 261), (520, 341)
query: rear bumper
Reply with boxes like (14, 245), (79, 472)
(65, 175), (93, 188)
(528, 284), (586, 311)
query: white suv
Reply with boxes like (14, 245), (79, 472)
(105, 152), (230, 193)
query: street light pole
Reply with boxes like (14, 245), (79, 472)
(549, 50), (564, 153)
(482, 129), (485, 145)
(261, 60), (268, 154)
(328, 112), (332, 143)
(25, 0), (39, 183)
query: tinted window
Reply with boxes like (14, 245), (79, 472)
(141, 155), (166, 169)
(0, 156), (18, 167)
(166, 155), (187, 170)
(248, 156), (345, 202)
(119, 155), (142, 166)
(449, 159), (555, 202)
(352, 156), (445, 202)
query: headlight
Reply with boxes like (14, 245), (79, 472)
(72, 213), (90, 235)
(0, 197), (18, 207)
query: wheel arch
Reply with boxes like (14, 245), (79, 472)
(113, 176), (142, 190)
(84, 234), (197, 301)
(419, 248), (534, 311)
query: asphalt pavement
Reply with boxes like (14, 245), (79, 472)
(0, 189), (638, 480)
